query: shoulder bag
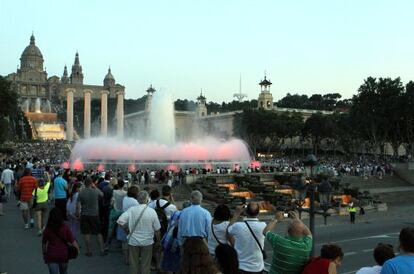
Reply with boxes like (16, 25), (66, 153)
(53, 229), (78, 260)
(32, 188), (38, 209)
(244, 221), (267, 260)
(211, 220), (225, 245)
(127, 205), (148, 243)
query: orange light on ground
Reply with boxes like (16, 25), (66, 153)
(229, 191), (254, 199)
(259, 201), (274, 213)
(342, 195), (352, 204)
(219, 183), (237, 191)
(275, 189), (295, 195)
(302, 198), (311, 208)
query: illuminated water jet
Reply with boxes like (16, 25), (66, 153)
(70, 90), (253, 169)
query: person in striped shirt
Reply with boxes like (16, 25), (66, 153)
(263, 211), (313, 274)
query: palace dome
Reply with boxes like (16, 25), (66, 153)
(20, 34), (44, 71)
(22, 35), (43, 58)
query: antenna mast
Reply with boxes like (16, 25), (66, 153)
(233, 74), (247, 102)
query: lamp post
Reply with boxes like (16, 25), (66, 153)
(303, 154), (318, 256)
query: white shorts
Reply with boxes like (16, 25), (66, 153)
(19, 201), (30, 210)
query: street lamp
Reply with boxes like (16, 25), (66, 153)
(303, 154), (318, 256)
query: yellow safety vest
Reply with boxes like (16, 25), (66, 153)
(349, 207), (357, 213)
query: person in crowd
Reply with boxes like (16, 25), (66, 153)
(148, 185), (177, 271)
(149, 189), (160, 205)
(302, 244), (344, 274)
(76, 177), (106, 257)
(107, 179), (127, 250)
(227, 202), (266, 274)
(117, 190), (161, 274)
(98, 173), (113, 242)
(181, 237), (219, 274)
(215, 243), (239, 274)
(0, 182), (5, 216)
(356, 243), (395, 274)
(380, 227), (414, 273)
(117, 185), (140, 265)
(318, 176), (333, 205)
(54, 170), (68, 220)
(1, 164), (14, 198)
(208, 204), (231, 256)
(66, 183), (82, 240)
(161, 200), (192, 274)
(149, 185), (177, 221)
(264, 211), (313, 274)
(42, 207), (79, 274)
(349, 202), (357, 224)
(32, 178), (51, 236)
(178, 190), (212, 246)
(16, 168), (37, 229)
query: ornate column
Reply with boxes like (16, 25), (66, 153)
(100, 90), (109, 136)
(116, 90), (124, 137)
(66, 89), (74, 141)
(83, 90), (92, 138)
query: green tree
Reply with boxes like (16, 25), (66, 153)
(303, 113), (333, 156)
(0, 75), (27, 142)
(351, 77), (404, 156)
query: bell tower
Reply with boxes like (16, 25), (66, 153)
(196, 90), (207, 117)
(257, 73), (273, 110)
(70, 52), (84, 85)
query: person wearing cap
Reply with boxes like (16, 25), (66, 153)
(32, 177), (51, 236)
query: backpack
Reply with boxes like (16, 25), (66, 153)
(155, 199), (170, 236)
(161, 211), (180, 252)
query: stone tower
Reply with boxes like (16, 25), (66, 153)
(61, 65), (69, 84)
(145, 85), (156, 111)
(103, 67), (115, 87)
(70, 52), (84, 85)
(196, 90), (207, 117)
(257, 74), (273, 110)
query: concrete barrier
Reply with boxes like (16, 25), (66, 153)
(393, 163), (414, 185)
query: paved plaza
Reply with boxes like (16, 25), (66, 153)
(1, 185), (414, 274)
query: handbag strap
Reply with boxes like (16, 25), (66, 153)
(244, 221), (264, 252)
(52, 228), (70, 247)
(127, 205), (148, 242)
(211, 220), (224, 245)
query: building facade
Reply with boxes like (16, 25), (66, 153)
(6, 34), (125, 140)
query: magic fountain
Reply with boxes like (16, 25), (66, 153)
(69, 90), (253, 170)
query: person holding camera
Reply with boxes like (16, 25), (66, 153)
(263, 211), (313, 274)
(227, 202), (266, 274)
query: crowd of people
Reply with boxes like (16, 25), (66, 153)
(0, 143), (413, 274)
(0, 140), (71, 165)
(260, 155), (394, 179)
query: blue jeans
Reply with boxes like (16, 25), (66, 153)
(48, 263), (68, 274)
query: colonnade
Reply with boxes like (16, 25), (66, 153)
(65, 89), (124, 141)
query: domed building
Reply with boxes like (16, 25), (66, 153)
(7, 34), (126, 140)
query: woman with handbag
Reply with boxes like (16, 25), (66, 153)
(42, 207), (79, 274)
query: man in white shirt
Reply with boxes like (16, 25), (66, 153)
(1, 165), (15, 198)
(356, 243), (395, 274)
(228, 202), (266, 274)
(117, 190), (161, 274)
(148, 185), (177, 220)
(148, 185), (177, 271)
